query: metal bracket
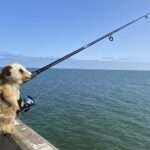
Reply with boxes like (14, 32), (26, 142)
(109, 35), (114, 41)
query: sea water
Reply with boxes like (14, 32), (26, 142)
(22, 69), (150, 150)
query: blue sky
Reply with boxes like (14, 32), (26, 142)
(0, 0), (150, 62)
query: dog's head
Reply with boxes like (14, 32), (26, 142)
(1, 63), (32, 84)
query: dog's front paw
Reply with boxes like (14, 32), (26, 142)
(1, 125), (16, 135)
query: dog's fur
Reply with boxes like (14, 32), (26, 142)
(0, 64), (32, 134)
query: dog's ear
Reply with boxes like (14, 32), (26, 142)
(1, 66), (12, 77)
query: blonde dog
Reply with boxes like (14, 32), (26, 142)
(0, 64), (32, 134)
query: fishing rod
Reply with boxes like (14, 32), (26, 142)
(20, 12), (150, 112)
(30, 12), (150, 80)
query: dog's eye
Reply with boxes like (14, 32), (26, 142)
(19, 69), (24, 74)
(2, 66), (12, 76)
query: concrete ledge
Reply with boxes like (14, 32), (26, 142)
(0, 120), (58, 150)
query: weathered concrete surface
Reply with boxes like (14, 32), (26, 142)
(0, 120), (58, 150)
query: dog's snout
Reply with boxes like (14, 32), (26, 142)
(23, 72), (32, 81)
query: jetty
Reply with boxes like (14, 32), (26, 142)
(0, 120), (58, 150)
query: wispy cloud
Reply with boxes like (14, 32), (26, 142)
(0, 53), (150, 70)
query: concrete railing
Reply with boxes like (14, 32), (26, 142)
(0, 120), (58, 150)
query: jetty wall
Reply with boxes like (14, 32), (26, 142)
(0, 120), (58, 150)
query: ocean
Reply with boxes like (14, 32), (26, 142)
(22, 69), (150, 150)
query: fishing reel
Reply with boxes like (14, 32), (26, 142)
(18, 95), (35, 113)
